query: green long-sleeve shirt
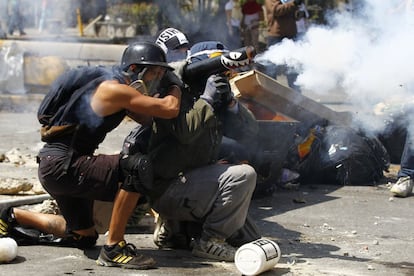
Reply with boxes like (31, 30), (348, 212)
(147, 93), (258, 199)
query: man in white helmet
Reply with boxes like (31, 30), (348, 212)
(155, 27), (190, 62)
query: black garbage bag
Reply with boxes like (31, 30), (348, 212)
(292, 125), (390, 185)
(10, 226), (62, 246)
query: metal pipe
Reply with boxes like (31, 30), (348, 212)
(77, 8), (84, 37)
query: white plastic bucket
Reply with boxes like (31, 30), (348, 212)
(235, 238), (281, 275)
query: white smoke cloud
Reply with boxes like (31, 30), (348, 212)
(256, 0), (414, 135)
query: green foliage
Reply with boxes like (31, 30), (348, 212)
(107, 2), (159, 26)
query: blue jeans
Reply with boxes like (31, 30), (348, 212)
(8, 9), (24, 35)
(398, 132), (414, 178)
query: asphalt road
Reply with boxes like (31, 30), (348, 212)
(0, 103), (413, 275)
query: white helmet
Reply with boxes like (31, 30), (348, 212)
(155, 28), (189, 54)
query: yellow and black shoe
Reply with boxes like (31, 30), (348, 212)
(96, 240), (156, 269)
(0, 207), (16, 237)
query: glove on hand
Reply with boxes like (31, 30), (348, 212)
(294, 0), (303, 5)
(200, 74), (233, 110)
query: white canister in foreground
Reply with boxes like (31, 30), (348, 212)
(0, 237), (18, 263)
(235, 238), (281, 275)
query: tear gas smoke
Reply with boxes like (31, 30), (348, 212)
(256, 0), (414, 136)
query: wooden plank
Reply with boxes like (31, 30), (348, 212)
(84, 15), (103, 32)
(232, 70), (352, 126)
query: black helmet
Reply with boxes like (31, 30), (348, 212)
(121, 42), (173, 71)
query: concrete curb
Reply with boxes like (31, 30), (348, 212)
(0, 38), (128, 96)
(0, 93), (45, 112)
(0, 194), (51, 209)
(1, 36), (129, 63)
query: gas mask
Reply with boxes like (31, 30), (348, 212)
(129, 79), (147, 94)
(129, 67), (162, 97)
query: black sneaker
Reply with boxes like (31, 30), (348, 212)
(59, 231), (98, 249)
(96, 240), (156, 269)
(153, 217), (192, 249)
(192, 238), (237, 262)
(0, 207), (16, 237)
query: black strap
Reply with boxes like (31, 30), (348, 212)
(62, 125), (81, 174)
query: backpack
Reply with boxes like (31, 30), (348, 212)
(292, 125), (390, 185)
(37, 66), (111, 142)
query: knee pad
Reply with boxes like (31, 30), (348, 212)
(119, 152), (153, 193)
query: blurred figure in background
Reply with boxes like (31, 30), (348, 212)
(295, 1), (309, 39)
(7, 0), (26, 36)
(225, 0), (243, 49)
(0, 0), (8, 38)
(241, 0), (263, 51)
(263, 0), (302, 92)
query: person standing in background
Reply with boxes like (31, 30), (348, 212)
(241, 0), (263, 52)
(263, 0), (302, 92)
(7, 0), (26, 36)
(225, 0), (243, 49)
(0, 0), (8, 38)
(387, 0), (414, 198)
(295, 1), (309, 39)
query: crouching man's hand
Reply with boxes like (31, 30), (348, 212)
(200, 74), (234, 111)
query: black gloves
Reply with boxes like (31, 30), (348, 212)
(200, 74), (233, 110)
(294, 0), (303, 6)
